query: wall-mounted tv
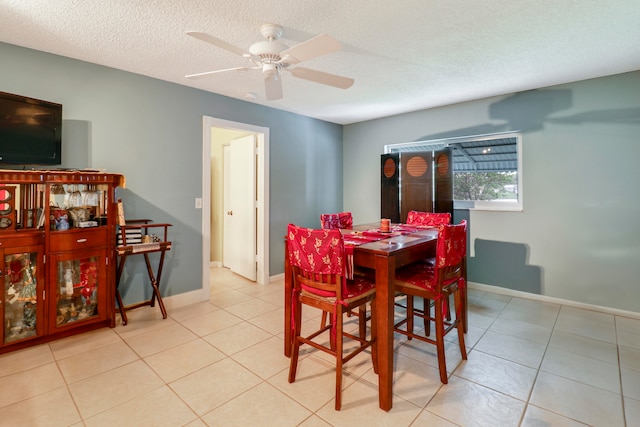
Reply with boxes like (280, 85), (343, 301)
(0, 91), (62, 166)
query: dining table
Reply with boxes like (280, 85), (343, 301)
(284, 222), (456, 412)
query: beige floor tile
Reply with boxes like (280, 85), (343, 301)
(316, 378), (422, 426)
(114, 308), (177, 340)
(257, 287), (286, 307)
(0, 362), (66, 407)
(57, 339), (139, 384)
(247, 307), (285, 335)
(203, 321), (272, 356)
(169, 300), (219, 322)
(270, 353), (346, 412)
(617, 316), (640, 350)
(454, 349), (537, 401)
(540, 346), (620, 393)
(377, 352), (442, 407)
(179, 308), (243, 336)
(84, 385), (197, 427)
(0, 343), (53, 377)
(0, 387), (81, 427)
(622, 367), (640, 400)
(620, 345), (640, 371)
(170, 357), (262, 416)
(530, 371), (624, 426)
(209, 289), (256, 308)
(474, 329), (547, 368)
(232, 336), (289, 379)
(625, 396), (640, 427)
(489, 317), (553, 345)
(427, 376), (526, 426)
(224, 297), (279, 320)
(500, 297), (560, 329)
(555, 306), (616, 344)
(201, 382), (311, 427)
(298, 415), (333, 427)
(521, 404), (589, 426)
(184, 419), (208, 427)
(144, 339), (226, 382)
(49, 327), (121, 360)
(124, 322), (198, 357)
(548, 329), (619, 365)
(69, 360), (165, 419)
(410, 410), (458, 426)
(236, 281), (282, 298)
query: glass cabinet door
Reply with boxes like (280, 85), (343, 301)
(53, 250), (106, 328)
(3, 250), (42, 344)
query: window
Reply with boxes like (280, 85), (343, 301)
(385, 132), (523, 211)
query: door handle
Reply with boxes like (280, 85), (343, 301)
(227, 211), (233, 215)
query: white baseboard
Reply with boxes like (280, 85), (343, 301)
(161, 288), (210, 311)
(469, 281), (640, 320)
(210, 261), (222, 268)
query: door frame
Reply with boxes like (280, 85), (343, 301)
(201, 116), (270, 290)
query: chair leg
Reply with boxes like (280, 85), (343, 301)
(288, 299), (302, 384)
(406, 295), (414, 340)
(358, 304), (367, 340)
(423, 298), (430, 336)
(434, 295), (448, 384)
(455, 288), (468, 360)
(335, 305), (344, 411)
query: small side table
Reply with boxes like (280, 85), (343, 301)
(115, 221), (172, 326)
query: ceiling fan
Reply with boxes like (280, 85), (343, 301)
(185, 23), (354, 101)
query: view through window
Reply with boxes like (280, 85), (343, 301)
(385, 132), (522, 211)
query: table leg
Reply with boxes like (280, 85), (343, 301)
(284, 238), (292, 357)
(115, 254), (128, 326)
(375, 254), (395, 411)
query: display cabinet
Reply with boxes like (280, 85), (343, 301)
(0, 169), (124, 354)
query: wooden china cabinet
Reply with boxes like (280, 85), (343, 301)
(0, 169), (124, 354)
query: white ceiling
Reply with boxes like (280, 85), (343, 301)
(1, 0), (639, 125)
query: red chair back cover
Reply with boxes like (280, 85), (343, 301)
(287, 224), (348, 296)
(435, 220), (467, 269)
(406, 211), (451, 226)
(320, 212), (353, 229)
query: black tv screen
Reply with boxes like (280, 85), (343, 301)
(0, 91), (62, 165)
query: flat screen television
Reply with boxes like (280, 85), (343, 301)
(0, 91), (62, 166)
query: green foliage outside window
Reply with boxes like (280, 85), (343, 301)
(454, 172), (517, 201)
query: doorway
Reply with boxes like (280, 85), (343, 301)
(201, 117), (270, 294)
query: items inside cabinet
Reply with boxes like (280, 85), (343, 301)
(49, 183), (109, 230)
(3, 251), (40, 344)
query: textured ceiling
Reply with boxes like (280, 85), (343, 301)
(1, 0), (639, 125)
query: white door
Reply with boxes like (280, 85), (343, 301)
(223, 135), (257, 280)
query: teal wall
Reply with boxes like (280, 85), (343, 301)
(0, 42), (343, 305)
(344, 71), (640, 313)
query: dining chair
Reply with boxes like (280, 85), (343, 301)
(320, 211), (353, 230)
(320, 211), (360, 332)
(393, 220), (467, 384)
(402, 210), (452, 333)
(287, 224), (377, 410)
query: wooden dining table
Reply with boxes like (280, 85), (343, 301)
(283, 223), (444, 411)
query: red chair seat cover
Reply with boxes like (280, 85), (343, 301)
(406, 210), (451, 227)
(320, 212), (353, 230)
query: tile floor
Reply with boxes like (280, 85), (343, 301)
(1, 267), (639, 426)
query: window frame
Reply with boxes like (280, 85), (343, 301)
(384, 131), (523, 212)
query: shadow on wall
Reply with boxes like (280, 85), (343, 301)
(467, 239), (543, 294)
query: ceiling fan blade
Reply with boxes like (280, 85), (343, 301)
(288, 67), (354, 89)
(281, 33), (341, 64)
(186, 31), (248, 57)
(264, 73), (283, 101)
(185, 67), (253, 79)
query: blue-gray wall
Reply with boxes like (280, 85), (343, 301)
(344, 71), (640, 313)
(0, 42), (342, 305)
